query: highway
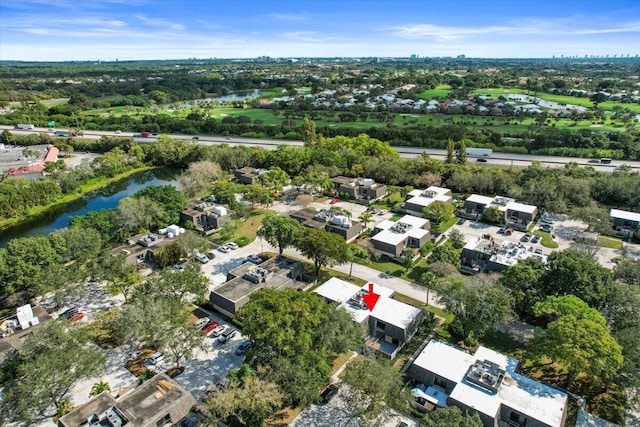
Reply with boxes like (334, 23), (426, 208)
(3, 125), (639, 172)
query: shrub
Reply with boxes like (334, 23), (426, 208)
(236, 236), (251, 247)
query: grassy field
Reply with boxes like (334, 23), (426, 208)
(418, 85), (452, 100)
(597, 236), (623, 249)
(533, 230), (560, 248)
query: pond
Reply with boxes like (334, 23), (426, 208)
(0, 169), (177, 247)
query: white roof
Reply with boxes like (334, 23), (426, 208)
(610, 209), (640, 222)
(506, 201), (537, 214)
(323, 279), (421, 330)
(412, 340), (567, 427)
(466, 194), (494, 205)
(406, 187), (452, 208)
(372, 215), (429, 245)
(314, 277), (360, 304)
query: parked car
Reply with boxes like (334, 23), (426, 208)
(319, 383), (339, 404)
(60, 307), (79, 318)
(397, 423), (410, 427)
(147, 352), (165, 365)
(206, 251), (217, 260)
(457, 218), (466, 225)
(504, 228), (514, 236)
(377, 209), (387, 215)
(69, 312), (85, 322)
(235, 340), (251, 356)
(217, 328), (237, 344)
(535, 248), (544, 255)
(245, 255), (263, 265)
(522, 232), (533, 242)
(532, 235), (541, 244)
(194, 317), (211, 330)
(126, 350), (141, 361)
(211, 324), (228, 337)
(226, 242), (239, 250)
(540, 225), (553, 233)
(172, 264), (186, 272)
(203, 321), (220, 336)
(218, 245), (231, 253)
(329, 197), (340, 204)
(194, 252), (209, 264)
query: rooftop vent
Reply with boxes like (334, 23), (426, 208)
(138, 234), (162, 247)
(244, 267), (269, 284)
(348, 291), (367, 310)
(391, 222), (412, 233)
(465, 359), (506, 394)
(422, 190), (437, 198)
(493, 197), (510, 206)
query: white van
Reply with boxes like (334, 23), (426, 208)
(194, 317), (210, 330)
(148, 352), (165, 365)
(194, 252), (209, 264)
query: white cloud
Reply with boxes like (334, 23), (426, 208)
(265, 12), (309, 21)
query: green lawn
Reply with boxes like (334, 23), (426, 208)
(418, 85), (452, 100)
(533, 231), (559, 248)
(360, 256), (408, 277)
(596, 236), (623, 249)
(479, 329), (525, 357)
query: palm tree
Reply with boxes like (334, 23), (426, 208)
(418, 271), (438, 307)
(89, 381), (111, 397)
(358, 211), (373, 229)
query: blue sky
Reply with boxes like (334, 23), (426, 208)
(1, 0), (639, 61)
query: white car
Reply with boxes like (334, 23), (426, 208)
(147, 352), (165, 365)
(194, 317), (210, 330)
(218, 245), (230, 253)
(211, 324), (229, 337)
(226, 242), (239, 250)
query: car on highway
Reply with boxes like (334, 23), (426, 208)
(476, 158), (488, 163)
(225, 137), (231, 140)
(235, 340), (251, 356)
(319, 383), (339, 404)
(226, 242), (239, 250)
(588, 159), (600, 163)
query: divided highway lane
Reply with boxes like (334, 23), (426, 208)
(2, 126), (639, 172)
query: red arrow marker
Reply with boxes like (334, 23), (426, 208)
(362, 282), (380, 311)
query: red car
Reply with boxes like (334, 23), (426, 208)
(202, 321), (220, 336)
(329, 197), (340, 204)
(69, 312), (85, 322)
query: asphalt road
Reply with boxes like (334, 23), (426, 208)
(3, 125), (639, 172)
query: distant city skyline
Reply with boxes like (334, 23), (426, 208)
(1, 0), (639, 61)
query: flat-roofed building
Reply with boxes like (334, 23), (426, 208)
(463, 195), (537, 230)
(290, 208), (363, 242)
(314, 278), (424, 359)
(233, 167), (266, 184)
(371, 215), (430, 258)
(58, 373), (196, 427)
(331, 176), (387, 205)
(210, 256), (305, 318)
(111, 233), (169, 266)
(179, 200), (231, 235)
(404, 187), (453, 217)
(408, 340), (568, 427)
(461, 236), (543, 273)
(610, 209), (640, 239)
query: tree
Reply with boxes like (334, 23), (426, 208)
(258, 214), (303, 255)
(151, 263), (208, 307)
(342, 355), (409, 424)
(176, 160), (221, 198)
(446, 138), (455, 164)
(429, 243), (460, 266)
(423, 406), (483, 427)
(457, 140), (467, 164)
(52, 226), (102, 262)
(346, 244), (370, 277)
(115, 197), (164, 235)
(163, 316), (208, 369)
(541, 249), (616, 309)
(296, 227), (349, 277)
(237, 289), (362, 407)
(262, 167), (290, 193)
(242, 184), (272, 208)
(480, 206), (503, 225)
(301, 118), (320, 147)
(202, 376), (284, 427)
(613, 259), (640, 285)
(530, 296), (623, 388)
(573, 206), (613, 235)
(498, 257), (546, 320)
(89, 381), (111, 398)
(358, 211), (373, 229)
(418, 271), (438, 306)
(133, 185), (187, 226)
(422, 201), (454, 226)
(0, 320), (106, 422)
(436, 275), (512, 343)
(448, 228), (464, 246)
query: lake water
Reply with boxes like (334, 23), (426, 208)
(0, 169), (177, 248)
(161, 89), (262, 109)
